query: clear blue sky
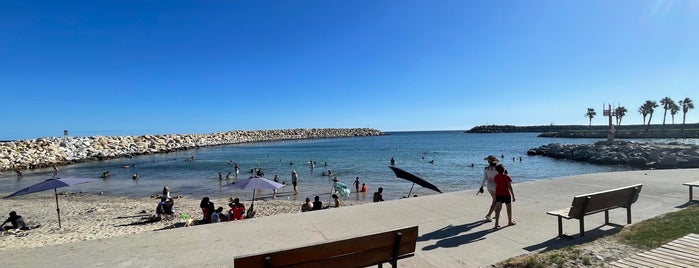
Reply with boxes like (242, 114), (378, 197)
(2, 1), (698, 140)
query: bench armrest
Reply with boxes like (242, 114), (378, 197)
(546, 208), (574, 219)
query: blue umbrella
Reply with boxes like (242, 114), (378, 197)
(5, 177), (98, 228)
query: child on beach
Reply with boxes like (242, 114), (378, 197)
(493, 164), (515, 229)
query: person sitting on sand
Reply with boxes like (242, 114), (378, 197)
(156, 197), (174, 219)
(301, 197), (313, 212)
(200, 197), (214, 224)
(229, 198), (246, 221)
(373, 187), (384, 202)
(211, 207), (225, 223)
(1, 211), (29, 231)
(332, 194), (340, 208)
(312, 196), (323, 210)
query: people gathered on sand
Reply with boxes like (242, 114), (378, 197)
(229, 198), (246, 220)
(301, 197), (313, 212)
(312, 196), (323, 210)
(1, 211), (30, 231)
(200, 197), (214, 223)
(332, 194), (340, 208)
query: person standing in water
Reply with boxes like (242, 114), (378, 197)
(291, 170), (299, 195)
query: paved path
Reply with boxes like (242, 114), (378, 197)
(1, 168), (697, 267)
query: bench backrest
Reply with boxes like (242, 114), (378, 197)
(234, 225), (418, 268)
(567, 184), (643, 218)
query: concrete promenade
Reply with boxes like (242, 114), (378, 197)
(1, 168), (697, 267)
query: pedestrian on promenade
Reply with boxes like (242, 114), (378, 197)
(480, 155), (500, 222)
(493, 164), (515, 229)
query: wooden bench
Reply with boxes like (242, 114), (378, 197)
(610, 233), (699, 267)
(546, 184), (643, 237)
(234, 225), (418, 268)
(682, 181), (699, 202)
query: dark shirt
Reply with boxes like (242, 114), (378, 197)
(312, 201), (323, 210)
(373, 192), (384, 202)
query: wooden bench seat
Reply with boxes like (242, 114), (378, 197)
(234, 225), (418, 268)
(682, 181), (699, 202)
(547, 184), (643, 237)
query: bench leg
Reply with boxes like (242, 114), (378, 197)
(626, 207), (632, 224)
(557, 216), (563, 237)
(604, 210), (610, 225)
(690, 186), (694, 202)
(579, 217), (585, 237)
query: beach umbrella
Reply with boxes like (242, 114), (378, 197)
(388, 166), (442, 197)
(224, 176), (284, 206)
(4, 177), (98, 228)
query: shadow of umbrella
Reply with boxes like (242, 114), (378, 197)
(4, 177), (98, 228)
(389, 166), (442, 197)
(224, 176), (285, 206)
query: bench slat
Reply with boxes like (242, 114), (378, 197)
(234, 226), (418, 268)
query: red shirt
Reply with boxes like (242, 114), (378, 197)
(494, 173), (512, 196)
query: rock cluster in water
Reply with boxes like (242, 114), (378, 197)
(0, 128), (384, 172)
(527, 140), (699, 169)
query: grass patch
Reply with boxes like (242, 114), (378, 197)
(496, 204), (699, 267)
(617, 204), (699, 249)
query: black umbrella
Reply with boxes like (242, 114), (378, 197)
(389, 166), (442, 197)
(5, 177), (98, 228)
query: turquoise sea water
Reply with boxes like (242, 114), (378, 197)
(1, 131), (697, 202)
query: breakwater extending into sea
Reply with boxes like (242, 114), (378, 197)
(0, 128), (383, 172)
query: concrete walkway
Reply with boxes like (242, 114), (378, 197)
(1, 169), (697, 267)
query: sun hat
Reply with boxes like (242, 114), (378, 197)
(484, 155), (499, 162)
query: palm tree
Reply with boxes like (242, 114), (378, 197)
(585, 108), (596, 128)
(644, 100), (659, 126)
(670, 102), (680, 124)
(660, 97), (674, 125)
(638, 104), (650, 126)
(614, 106), (627, 125)
(679, 97), (695, 125)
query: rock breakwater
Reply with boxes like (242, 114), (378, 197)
(527, 141), (699, 169)
(0, 128), (384, 172)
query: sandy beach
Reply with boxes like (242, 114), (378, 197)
(0, 191), (364, 251)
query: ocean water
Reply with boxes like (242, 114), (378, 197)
(1, 131), (697, 202)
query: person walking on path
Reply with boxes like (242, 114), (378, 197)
(480, 155), (500, 222)
(291, 170), (299, 195)
(493, 164), (515, 229)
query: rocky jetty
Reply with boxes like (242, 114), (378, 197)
(527, 140), (699, 169)
(0, 128), (384, 172)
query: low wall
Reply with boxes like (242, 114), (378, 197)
(0, 128), (384, 171)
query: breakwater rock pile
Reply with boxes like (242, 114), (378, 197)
(0, 128), (384, 172)
(527, 141), (699, 169)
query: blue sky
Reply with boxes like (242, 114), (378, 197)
(2, 1), (698, 140)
